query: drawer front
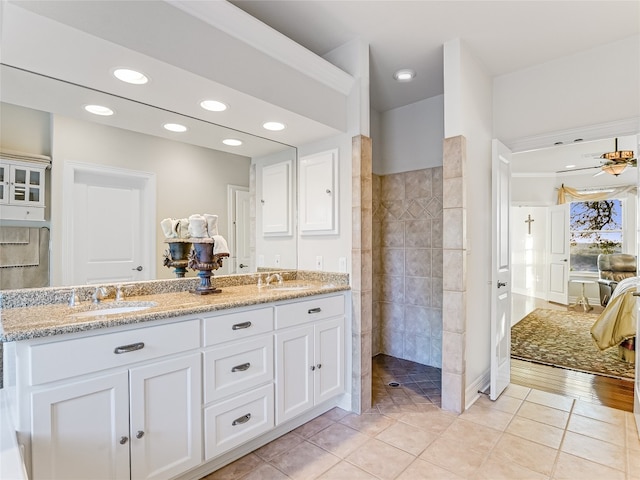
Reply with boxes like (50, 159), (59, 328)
(204, 383), (274, 460)
(203, 335), (274, 403)
(28, 319), (200, 385)
(203, 307), (273, 346)
(276, 294), (345, 329)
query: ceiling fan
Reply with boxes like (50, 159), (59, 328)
(556, 138), (637, 176)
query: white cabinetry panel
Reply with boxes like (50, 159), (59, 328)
(260, 160), (292, 236)
(31, 372), (130, 480)
(204, 384), (274, 459)
(299, 149), (338, 235)
(129, 353), (202, 480)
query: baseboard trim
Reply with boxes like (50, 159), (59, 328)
(465, 369), (490, 410)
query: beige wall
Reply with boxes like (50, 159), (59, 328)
(372, 167), (443, 368)
(50, 115), (250, 285)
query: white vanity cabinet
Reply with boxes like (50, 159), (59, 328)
(3, 290), (349, 480)
(275, 294), (345, 424)
(202, 306), (275, 460)
(17, 319), (202, 480)
(0, 158), (47, 221)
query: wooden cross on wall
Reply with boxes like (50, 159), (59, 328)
(525, 214), (534, 234)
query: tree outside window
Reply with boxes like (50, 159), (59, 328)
(570, 199), (623, 272)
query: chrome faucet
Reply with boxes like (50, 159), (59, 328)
(115, 284), (126, 302)
(92, 286), (108, 304)
(265, 273), (284, 286)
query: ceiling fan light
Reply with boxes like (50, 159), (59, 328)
(601, 150), (635, 161)
(601, 163), (627, 176)
(600, 137), (635, 162)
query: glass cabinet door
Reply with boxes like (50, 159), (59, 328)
(9, 165), (44, 206)
(0, 165), (7, 204)
(29, 169), (42, 203)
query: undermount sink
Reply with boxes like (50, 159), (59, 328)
(267, 284), (313, 291)
(70, 301), (157, 318)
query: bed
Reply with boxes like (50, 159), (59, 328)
(590, 276), (637, 363)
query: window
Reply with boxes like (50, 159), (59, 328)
(569, 199), (623, 272)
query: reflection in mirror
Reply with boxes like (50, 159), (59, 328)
(0, 65), (298, 288)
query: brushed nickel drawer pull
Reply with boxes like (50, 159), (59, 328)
(308, 307), (322, 314)
(114, 342), (145, 354)
(231, 362), (251, 372)
(232, 413), (251, 426)
(232, 321), (252, 330)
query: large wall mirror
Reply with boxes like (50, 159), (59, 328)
(0, 64), (298, 288)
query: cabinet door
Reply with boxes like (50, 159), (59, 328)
(275, 325), (314, 424)
(314, 317), (345, 404)
(260, 160), (292, 236)
(9, 165), (44, 206)
(129, 353), (202, 480)
(299, 149), (338, 234)
(0, 164), (7, 204)
(31, 372), (130, 480)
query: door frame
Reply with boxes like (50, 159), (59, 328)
(61, 161), (156, 285)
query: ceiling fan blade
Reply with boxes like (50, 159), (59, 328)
(592, 170), (605, 177)
(555, 165), (602, 174)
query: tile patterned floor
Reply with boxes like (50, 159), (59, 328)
(203, 354), (640, 480)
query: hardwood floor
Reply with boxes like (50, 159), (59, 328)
(511, 358), (635, 412)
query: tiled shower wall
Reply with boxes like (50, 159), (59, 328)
(372, 167), (443, 368)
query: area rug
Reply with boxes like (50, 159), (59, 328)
(511, 308), (635, 381)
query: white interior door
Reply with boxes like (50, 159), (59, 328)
(64, 162), (155, 285)
(490, 139), (512, 401)
(235, 190), (251, 272)
(547, 204), (570, 304)
(227, 185), (250, 274)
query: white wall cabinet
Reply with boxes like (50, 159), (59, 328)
(260, 160), (292, 236)
(0, 158), (47, 221)
(275, 295), (345, 424)
(299, 149), (338, 235)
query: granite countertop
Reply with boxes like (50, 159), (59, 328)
(0, 274), (350, 342)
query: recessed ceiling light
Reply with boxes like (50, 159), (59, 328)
(200, 100), (228, 112)
(223, 139), (243, 146)
(565, 164), (576, 169)
(84, 104), (114, 116)
(263, 121), (286, 131)
(113, 68), (149, 85)
(163, 123), (187, 133)
(393, 69), (416, 82)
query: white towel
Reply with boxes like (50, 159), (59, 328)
(204, 214), (219, 236)
(188, 214), (208, 238)
(178, 218), (190, 238)
(212, 235), (230, 256)
(161, 218), (176, 238)
(171, 218), (181, 237)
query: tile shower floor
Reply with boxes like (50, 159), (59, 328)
(203, 354), (640, 480)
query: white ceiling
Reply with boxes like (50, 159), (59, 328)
(229, 0), (640, 113)
(2, 0), (638, 173)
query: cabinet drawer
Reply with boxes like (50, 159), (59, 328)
(204, 383), (274, 460)
(276, 294), (345, 329)
(1, 204), (45, 221)
(203, 335), (273, 403)
(203, 307), (273, 346)
(28, 320), (200, 385)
